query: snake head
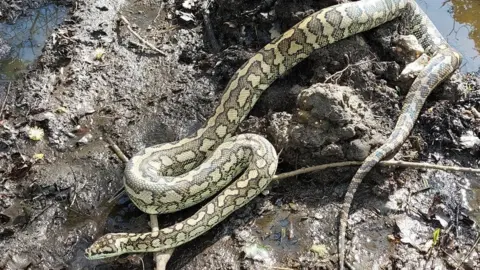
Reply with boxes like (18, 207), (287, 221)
(85, 233), (130, 260)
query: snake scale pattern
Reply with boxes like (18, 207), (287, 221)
(85, 0), (462, 268)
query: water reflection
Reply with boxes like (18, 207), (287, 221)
(417, 0), (480, 73)
(0, 4), (68, 80)
(451, 0), (480, 55)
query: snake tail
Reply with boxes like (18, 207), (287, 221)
(338, 33), (462, 270)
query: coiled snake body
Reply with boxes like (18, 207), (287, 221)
(86, 0), (462, 268)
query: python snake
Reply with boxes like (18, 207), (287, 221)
(85, 0), (462, 268)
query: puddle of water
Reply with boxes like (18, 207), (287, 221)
(0, 4), (68, 80)
(254, 208), (307, 254)
(416, 0), (480, 73)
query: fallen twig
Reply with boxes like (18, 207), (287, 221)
(105, 136), (129, 204)
(273, 160), (480, 181)
(153, 1), (165, 23)
(150, 215), (174, 270)
(105, 137), (129, 163)
(119, 14), (166, 56)
(108, 157), (480, 207)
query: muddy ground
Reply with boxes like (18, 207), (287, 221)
(1, 0), (480, 269)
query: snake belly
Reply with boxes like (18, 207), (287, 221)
(85, 0), (462, 263)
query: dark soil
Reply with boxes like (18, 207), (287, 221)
(1, 0), (479, 269)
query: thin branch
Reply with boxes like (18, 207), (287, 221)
(105, 136), (129, 203)
(272, 160), (480, 181)
(153, 1), (165, 23)
(119, 14), (166, 56)
(108, 158), (480, 204)
(105, 137), (129, 163)
(150, 215), (174, 270)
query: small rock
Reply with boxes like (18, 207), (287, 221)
(77, 133), (93, 145)
(337, 126), (356, 140)
(182, 0), (196, 9)
(459, 130), (480, 148)
(313, 213), (323, 220)
(288, 202), (299, 211)
(346, 139), (371, 161)
(176, 11), (195, 22)
(243, 243), (271, 263)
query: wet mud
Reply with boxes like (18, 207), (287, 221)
(0, 0), (479, 269)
